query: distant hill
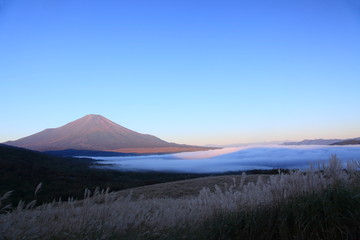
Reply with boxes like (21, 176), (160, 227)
(4, 114), (211, 153)
(284, 137), (360, 146)
(284, 139), (347, 145)
(331, 139), (360, 145)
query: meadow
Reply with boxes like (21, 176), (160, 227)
(1, 156), (360, 240)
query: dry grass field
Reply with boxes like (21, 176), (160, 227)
(1, 156), (360, 240)
(114, 174), (269, 199)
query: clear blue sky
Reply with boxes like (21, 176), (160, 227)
(1, 0), (360, 145)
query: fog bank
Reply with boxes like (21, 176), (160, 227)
(90, 145), (360, 173)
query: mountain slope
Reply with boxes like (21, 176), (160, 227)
(4, 114), (207, 152)
(283, 139), (343, 145)
(283, 137), (360, 146)
(331, 139), (360, 145)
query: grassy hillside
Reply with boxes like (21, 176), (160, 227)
(113, 174), (269, 199)
(0, 144), (214, 206)
(4, 145), (358, 239)
(0, 144), (290, 207)
(1, 156), (359, 240)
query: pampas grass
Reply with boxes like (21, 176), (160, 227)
(0, 156), (359, 240)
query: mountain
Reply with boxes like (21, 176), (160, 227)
(283, 137), (360, 146)
(283, 139), (344, 145)
(331, 139), (360, 145)
(43, 149), (139, 157)
(4, 114), (211, 153)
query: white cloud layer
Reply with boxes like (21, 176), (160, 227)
(91, 145), (360, 173)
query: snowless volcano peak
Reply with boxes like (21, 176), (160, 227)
(4, 115), (176, 151)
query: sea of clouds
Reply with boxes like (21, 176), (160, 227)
(90, 145), (360, 173)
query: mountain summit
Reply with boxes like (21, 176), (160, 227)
(5, 114), (208, 153)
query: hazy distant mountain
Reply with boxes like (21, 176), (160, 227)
(4, 114), (210, 153)
(331, 139), (360, 145)
(283, 139), (344, 145)
(283, 137), (360, 145)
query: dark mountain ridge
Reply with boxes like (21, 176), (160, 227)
(283, 137), (360, 146)
(331, 139), (360, 145)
